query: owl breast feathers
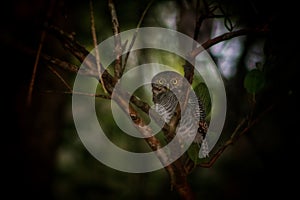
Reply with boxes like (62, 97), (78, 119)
(151, 71), (209, 158)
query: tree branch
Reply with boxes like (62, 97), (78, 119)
(27, 0), (57, 107)
(44, 11), (270, 200)
(111, 88), (180, 185)
(46, 25), (118, 93)
(46, 25), (90, 63)
(43, 90), (111, 99)
(198, 103), (274, 168)
(190, 26), (270, 58)
(89, 0), (107, 93)
(41, 53), (96, 77)
(47, 66), (72, 91)
(46, 23), (192, 197)
(123, 0), (154, 69)
(108, 0), (123, 79)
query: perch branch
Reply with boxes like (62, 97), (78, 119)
(108, 76), (195, 199)
(111, 88), (178, 183)
(46, 24), (269, 125)
(45, 27), (181, 191)
(45, 16), (270, 200)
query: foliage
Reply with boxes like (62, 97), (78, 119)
(244, 68), (265, 94)
(4, 0), (298, 199)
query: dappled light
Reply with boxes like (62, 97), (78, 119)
(210, 19), (246, 79)
(3, 0), (298, 200)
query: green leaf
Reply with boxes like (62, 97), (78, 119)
(187, 143), (201, 164)
(193, 82), (211, 117)
(244, 69), (265, 94)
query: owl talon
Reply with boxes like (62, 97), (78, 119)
(199, 139), (209, 158)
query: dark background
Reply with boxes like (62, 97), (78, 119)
(2, 0), (299, 199)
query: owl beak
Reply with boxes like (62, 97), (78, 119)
(166, 83), (170, 90)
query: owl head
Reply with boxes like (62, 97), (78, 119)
(151, 71), (186, 103)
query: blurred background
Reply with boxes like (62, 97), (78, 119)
(2, 0), (298, 199)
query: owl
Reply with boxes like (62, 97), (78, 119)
(151, 71), (209, 158)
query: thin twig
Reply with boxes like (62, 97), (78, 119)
(46, 25), (117, 93)
(47, 25), (90, 63)
(44, 90), (111, 99)
(46, 56), (79, 73)
(89, 0), (108, 93)
(27, 31), (46, 107)
(108, 0), (123, 79)
(190, 26), (270, 58)
(27, 0), (56, 107)
(16, 42), (93, 76)
(198, 104), (274, 168)
(47, 66), (72, 91)
(47, 25), (268, 122)
(193, 0), (210, 46)
(123, 0), (154, 70)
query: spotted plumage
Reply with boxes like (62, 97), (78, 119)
(151, 71), (209, 158)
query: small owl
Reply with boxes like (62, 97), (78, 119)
(151, 71), (209, 158)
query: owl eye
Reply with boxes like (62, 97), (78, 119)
(158, 79), (165, 84)
(171, 79), (178, 85)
